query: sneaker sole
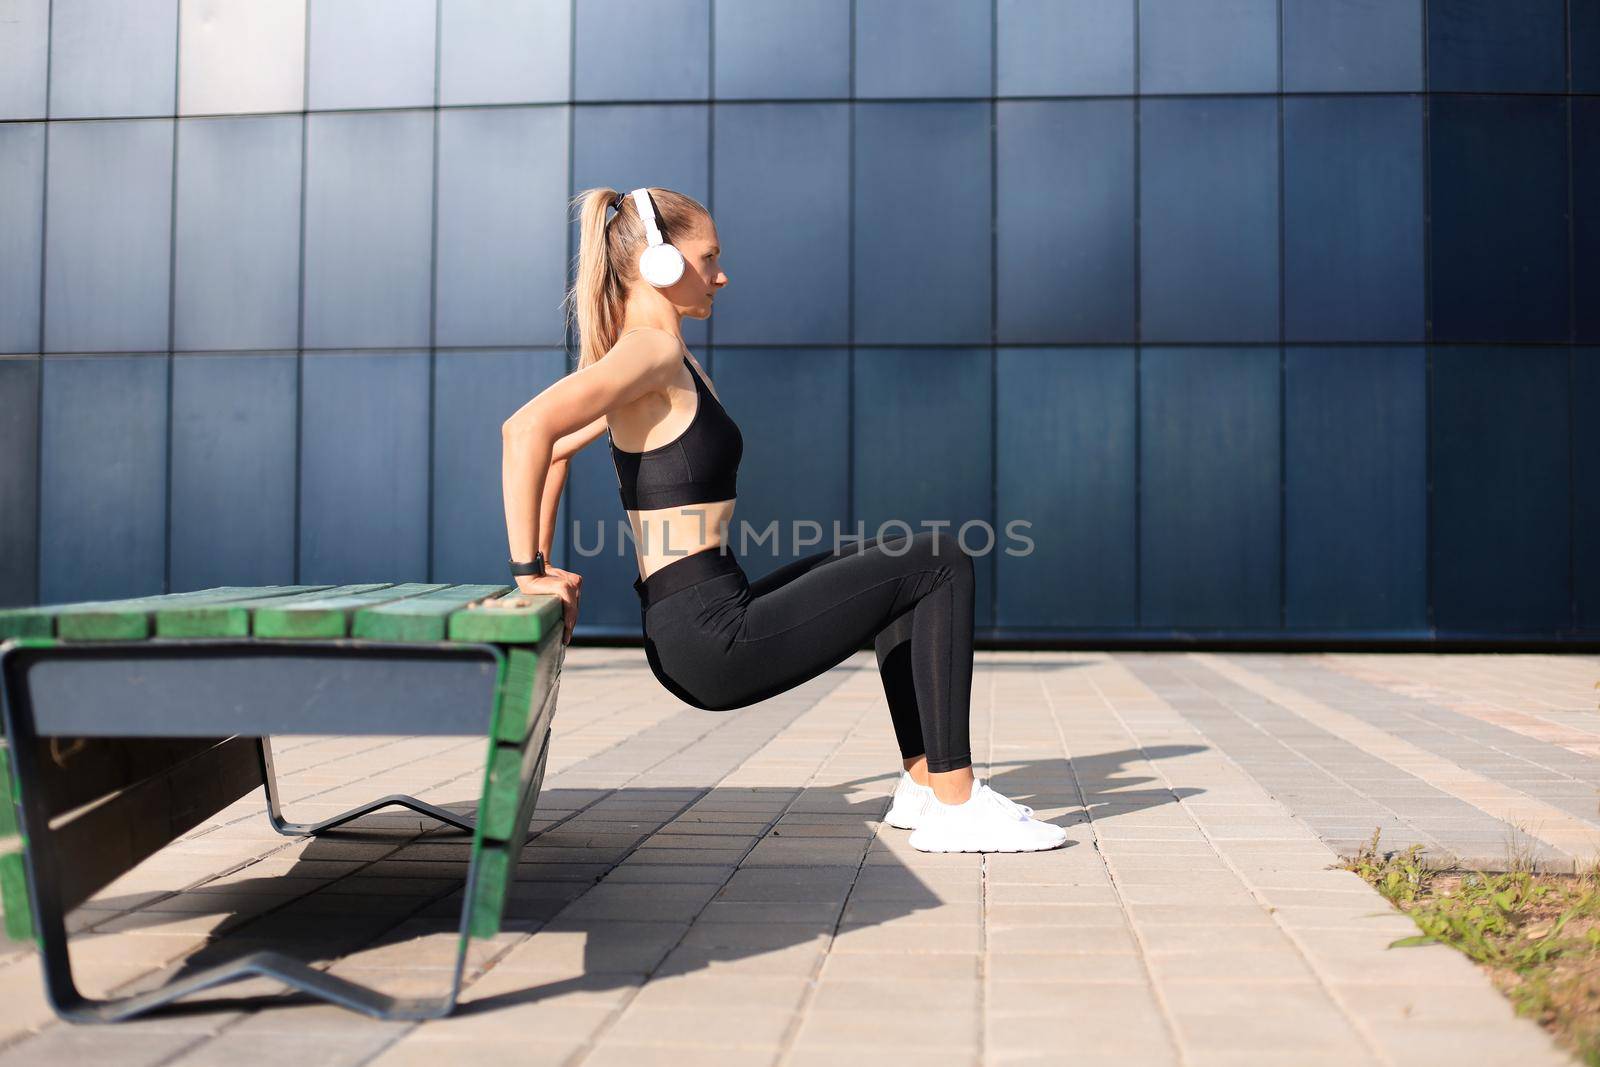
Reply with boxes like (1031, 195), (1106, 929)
(908, 830), (1068, 854)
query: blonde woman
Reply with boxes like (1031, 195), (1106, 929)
(499, 186), (1064, 854)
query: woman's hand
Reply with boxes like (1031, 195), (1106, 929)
(500, 567), (581, 645)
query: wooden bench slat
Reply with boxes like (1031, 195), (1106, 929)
(469, 725), (552, 939)
(490, 636), (562, 746)
(0, 747), (27, 941)
(447, 591), (562, 645)
(251, 584), (451, 639)
(153, 585), (361, 637)
(351, 585), (509, 643)
(0, 586), (318, 641)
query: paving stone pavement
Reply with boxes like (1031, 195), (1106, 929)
(1, 649), (1596, 1066)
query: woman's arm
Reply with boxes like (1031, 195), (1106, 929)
(538, 458), (567, 559)
(500, 333), (681, 568)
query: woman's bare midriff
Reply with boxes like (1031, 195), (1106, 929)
(627, 499), (737, 583)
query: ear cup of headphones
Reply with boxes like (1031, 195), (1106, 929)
(639, 242), (686, 288)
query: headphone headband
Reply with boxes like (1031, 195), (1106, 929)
(624, 188), (668, 248)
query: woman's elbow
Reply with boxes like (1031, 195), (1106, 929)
(502, 411), (538, 441)
(501, 414), (551, 458)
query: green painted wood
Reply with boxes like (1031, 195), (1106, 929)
(154, 585), (355, 637)
(251, 584), (451, 639)
(447, 590), (562, 645)
(0, 586), (312, 642)
(468, 726), (551, 939)
(0, 851), (31, 943)
(491, 635), (561, 745)
(0, 747), (30, 943)
(351, 585), (509, 643)
(467, 631), (562, 937)
(477, 744), (525, 842)
(0, 749), (16, 841)
(467, 846), (513, 939)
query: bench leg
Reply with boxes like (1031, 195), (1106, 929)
(257, 737), (475, 836)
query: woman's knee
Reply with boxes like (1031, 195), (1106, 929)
(918, 529), (973, 579)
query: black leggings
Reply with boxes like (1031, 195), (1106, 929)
(635, 530), (975, 773)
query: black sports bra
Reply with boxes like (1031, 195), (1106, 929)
(608, 336), (743, 511)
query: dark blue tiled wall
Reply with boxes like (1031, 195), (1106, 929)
(3, 0), (1593, 644)
(1431, 348), (1571, 633)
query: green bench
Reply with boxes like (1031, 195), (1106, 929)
(0, 582), (565, 1022)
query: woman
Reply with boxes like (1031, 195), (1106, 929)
(499, 186), (1064, 854)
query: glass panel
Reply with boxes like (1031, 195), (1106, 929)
(1430, 95), (1568, 344)
(711, 103), (849, 345)
(303, 110), (434, 349)
(170, 354), (297, 589)
(1576, 100), (1599, 343)
(174, 115), (303, 352)
(307, 0), (436, 111)
(855, 0), (992, 98)
(1139, 0), (1277, 94)
(439, 0), (570, 105)
(996, 347), (1136, 627)
(714, 0), (850, 100)
(997, 99), (1134, 343)
(44, 120), (173, 353)
(574, 0), (709, 102)
(854, 102), (990, 345)
(1139, 98), (1278, 343)
(1283, 96), (1424, 342)
(1577, 350), (1600, 630)
(49, 0), (177, 118)
(299, 352), (431, 583)
(1427, 0), (1565, 93)
(0, 0), (49, 121)
(1431, 346), (1570, 632)
(39, 355), (168, 602)
(179, 0), (306, 115)
(1139, 347), (1280, 629)
(1285, 347), (1426, 630)
(0, 358), (39, 606)
(0, 123), (44, 353)
(997, 0), (1135, 97)
(436, 106), (569, 347)
(1282, 0), (1422, 92)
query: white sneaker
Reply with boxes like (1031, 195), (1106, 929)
(884, 770), (934, 829)
(885, 769), (1035, 831)
(907, 778), (1067, 853)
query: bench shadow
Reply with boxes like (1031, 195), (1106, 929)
(68, 745), (1207, 1017)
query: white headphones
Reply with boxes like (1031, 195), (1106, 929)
(620, 187), (686, 289)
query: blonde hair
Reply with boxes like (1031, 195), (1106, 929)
(564, 186), (710, 370)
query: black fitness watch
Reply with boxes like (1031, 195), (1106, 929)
(509, 551), (546, 578)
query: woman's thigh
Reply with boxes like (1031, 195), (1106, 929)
(688, 531), (962, 709)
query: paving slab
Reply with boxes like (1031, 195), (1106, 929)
(0, 649), (1592, 1064)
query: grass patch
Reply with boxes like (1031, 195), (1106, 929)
(1339, 828), (1600, 1065)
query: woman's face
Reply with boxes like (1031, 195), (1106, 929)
(670, 218), (728, 319)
